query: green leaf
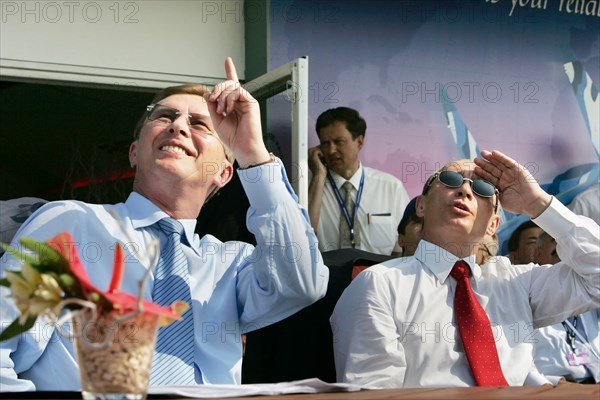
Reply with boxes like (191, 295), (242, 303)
(0, 316), (37, 342)
(0, 242), (38, 266)
(0, 278), (9, 287)
(19, 238), (66, 273)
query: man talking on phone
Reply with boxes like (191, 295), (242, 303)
(308, 107), (409, 256)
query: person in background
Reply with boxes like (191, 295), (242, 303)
(533, 230), (600, 384)
(396, 197), (422, 257)
(308, 107), (409, 256)
(331, 152), (599, 388)
(507, 220), (542, 264)
(535, 231), (560, 265)
(0, 58), (329, 391)
(568, 182), (599, 223)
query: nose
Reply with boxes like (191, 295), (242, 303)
(322, 143), (336, 155)
(456, 179), (474, 200)
(168, 114), (191, 137)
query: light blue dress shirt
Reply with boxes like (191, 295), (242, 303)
(0, 161), (329, 391)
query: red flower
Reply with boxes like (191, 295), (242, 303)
(1, 231), (186, 342)
(48, 232), (184, 321)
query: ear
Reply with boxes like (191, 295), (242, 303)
(356, 135), (365, 150)
(397, 233), (406, 248)
(212, 160), (234, 189)
(486, 214), (500, 236)
(415, 195), (425, 218)
(129, 141), (138, 168)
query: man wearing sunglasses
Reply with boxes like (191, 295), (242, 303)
(0, 58), (329, 391)
(331, 151), (599, 388)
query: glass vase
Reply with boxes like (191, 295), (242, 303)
(73, 308), (159, 400)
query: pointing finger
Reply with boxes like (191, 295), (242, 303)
(225, 57), (239, 82)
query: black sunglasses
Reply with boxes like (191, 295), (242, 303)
(423, 170), (499, 209)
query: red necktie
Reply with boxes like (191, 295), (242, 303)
(451, 260), (508, 386)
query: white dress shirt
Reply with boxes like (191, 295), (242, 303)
(331, 199), (600, 388)
(316, 165), (409, 255)
(533, 309), (600, 383)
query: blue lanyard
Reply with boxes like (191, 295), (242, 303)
(327, 170), (365, 247)
(562, 316), (580, 353)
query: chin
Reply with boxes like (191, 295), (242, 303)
(330, 164), (346, 175)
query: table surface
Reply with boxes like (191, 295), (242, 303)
(218, 385), (599, 400)
(2, 384), (598, 400)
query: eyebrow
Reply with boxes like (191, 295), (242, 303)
(153, 104), (216, 133)
(157, 103), (210, 116)
(319, 137), (346, 144)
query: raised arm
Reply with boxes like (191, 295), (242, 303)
(205, 57), (271, 168)
(205, 58), (328, 328)
(476, 150), (599, 326)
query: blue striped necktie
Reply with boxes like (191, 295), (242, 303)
(150, 217), (196, 386)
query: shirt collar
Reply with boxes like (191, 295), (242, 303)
(414, 239), (480, 284)
(329, 163), (364, 190)
(125, 192), (197, 246)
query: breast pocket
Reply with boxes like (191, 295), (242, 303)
(367, 213), (395, 251)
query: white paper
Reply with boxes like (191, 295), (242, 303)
(148, 378), (365, 398)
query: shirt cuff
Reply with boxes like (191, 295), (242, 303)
(532, 196), (573, 240)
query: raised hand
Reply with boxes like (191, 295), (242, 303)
(308, 146), (327, 178)
(205, 57), (270, 168)
(474, 150), (552, 218)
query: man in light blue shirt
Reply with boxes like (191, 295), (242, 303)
(0, 58), (329, 391)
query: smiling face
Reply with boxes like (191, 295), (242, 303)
(129, 93), (232, 202)
(318, 121), (364, 179)
(417, 160), (500, 257)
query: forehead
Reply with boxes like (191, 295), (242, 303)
(520, 227), (542, 240)
(319, 120), (352, 140)
(157, 94), (209, 115)
(442, 159), (475, 176)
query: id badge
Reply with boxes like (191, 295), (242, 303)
(567, 352), (592, 366)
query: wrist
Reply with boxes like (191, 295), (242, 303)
(309, 172), (326, 188)
(238, 152), (276, 169)
(526, 194), (553, 219)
